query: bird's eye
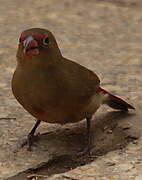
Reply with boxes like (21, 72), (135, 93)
(43, 36), (49, 45)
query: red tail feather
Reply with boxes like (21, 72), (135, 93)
(99, 88), (135, 111)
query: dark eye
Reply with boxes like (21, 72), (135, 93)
(43, 36), (49, 45)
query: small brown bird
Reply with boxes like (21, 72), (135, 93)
(12, 28), (134, 153)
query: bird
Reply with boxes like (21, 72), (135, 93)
(12, 28), (135, 153)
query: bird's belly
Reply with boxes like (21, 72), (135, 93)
(13, 86), (101, 124)
(32, 94), (102, 124)
(13, 89), (86, 124)
(30, 104), (89, 125)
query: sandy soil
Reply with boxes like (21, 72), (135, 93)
(0, 0), (141, 179)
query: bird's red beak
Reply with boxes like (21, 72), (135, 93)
(23, 36), (39, 55)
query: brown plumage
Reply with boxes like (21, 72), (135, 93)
(12, 28), (135, 153)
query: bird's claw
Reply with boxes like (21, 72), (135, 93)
(20, 133), (35, 151)
(27, 133), (35, 151)
(77, 145), (91, 157)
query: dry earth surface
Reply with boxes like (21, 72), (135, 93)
(0, 0), (141, 179)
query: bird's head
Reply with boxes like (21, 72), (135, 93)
(17, 28), (62, 65)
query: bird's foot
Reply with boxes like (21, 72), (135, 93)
(77, 145), (91, 157)
(20, 133), (37, 151)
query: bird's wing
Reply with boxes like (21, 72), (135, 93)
(58, 58), (100, 100)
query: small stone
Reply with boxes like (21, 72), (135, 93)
(133, 140), (138, 144)
(105, 162), (116, 166)
(122, 126), (130, 130)
(103, 126), (108, 130)
(125, 135), (139, 143)
(106, 130), (113, 134)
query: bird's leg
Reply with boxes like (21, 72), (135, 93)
(82, 117), (91, 155)
(27, 119), (41, 150)
(21, 119), (41, 151)
(86, 117), (91, 154)
(78, 117), (92, 156)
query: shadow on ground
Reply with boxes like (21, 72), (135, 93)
(8, 110), (137, 180)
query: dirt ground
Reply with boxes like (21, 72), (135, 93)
(0, 0), (142, 179)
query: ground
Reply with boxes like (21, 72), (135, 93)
(0, 0), (142, 179)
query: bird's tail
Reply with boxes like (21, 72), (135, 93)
(100, 88), (135, 111)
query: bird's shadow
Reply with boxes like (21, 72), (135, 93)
(13, 110), (136, 177)
(33, 110), (135, 156)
